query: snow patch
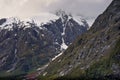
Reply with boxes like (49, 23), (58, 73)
(37, 63), (49, 71)
(61, 26), (66, 36)
(39, 26), (43, 30)
(43, 72), (47, 76)
(73, 16), (84, 26)
(52, 52), (63, 61)
(54, 42), (59, 45)
(0, 17), (19, 30)
(60, 15), (68, 50)
(61, 38), (68, 50)
(41, 34), (44, 37)
(58, 59), (61, 62)
(14, 33), (17, 36)
(86, 18), (95, 27)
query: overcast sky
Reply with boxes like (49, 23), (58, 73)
(0, 0), (112, 20)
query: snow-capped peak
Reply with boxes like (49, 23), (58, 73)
(55, 10), (88, 27)
(0, 11), (89, 31)
(28, 12), (59, 26)
(55, 10), (72, 23)
(0, 12), (60, 30)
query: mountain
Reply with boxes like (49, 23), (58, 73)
(0, 11), (89, 77)
(39, 0), (120, 80)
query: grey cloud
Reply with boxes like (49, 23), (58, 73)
(0, 0), (112, 19)
(46, 0), (112, 18)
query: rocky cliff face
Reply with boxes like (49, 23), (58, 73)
(41, 0), (120, 79)
(0, 12), (88, 76)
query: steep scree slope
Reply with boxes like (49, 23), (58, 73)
(40, 0), (120, 79)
